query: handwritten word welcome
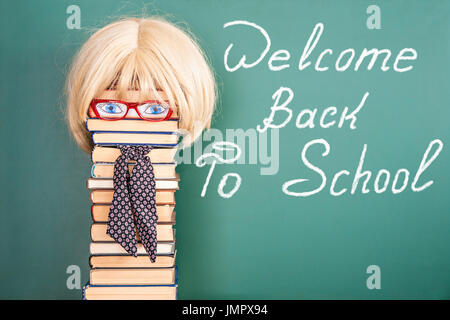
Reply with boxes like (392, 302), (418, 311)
(224, 21), (417, 73)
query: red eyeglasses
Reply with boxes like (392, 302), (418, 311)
(89, 99), (173, 121)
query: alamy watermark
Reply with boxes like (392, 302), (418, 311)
(176, 122), (280, 176)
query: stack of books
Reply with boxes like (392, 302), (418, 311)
(82, 111), (179, 300)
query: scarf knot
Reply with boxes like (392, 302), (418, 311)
(119, 145), (152, 161)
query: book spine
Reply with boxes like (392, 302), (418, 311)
(91, 164), (96, 178)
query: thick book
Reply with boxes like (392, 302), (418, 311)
(91, 162), (176, 179)
(91, 223), (174, 242)
(92, 132), (179, 146)
(83, 281), (177, 300)
(90, 242), (175, 255)
(90, 267), (176, 285)
(92, 146), (177, 163)
(87, 177), (179, 190)
(89, 252), (176, 269)
(90, 190), (176, 205)
(91, 204), (175, 223)
(86, 118), (179, 133)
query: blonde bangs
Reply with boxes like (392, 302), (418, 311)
(66, 17), (216, 152)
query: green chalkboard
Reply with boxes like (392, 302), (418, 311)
(0, 0), (448, 299)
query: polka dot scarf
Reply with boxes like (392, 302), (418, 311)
(106, 145), (158, 262)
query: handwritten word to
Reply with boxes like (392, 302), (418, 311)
(282, 139), (443, 197)
(224, 21), (417, 73)
(196, 142), (242, 198)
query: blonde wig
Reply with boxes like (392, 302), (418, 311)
(66, 17), (216, 153)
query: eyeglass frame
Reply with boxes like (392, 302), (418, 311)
(89, 98), (174, 122)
